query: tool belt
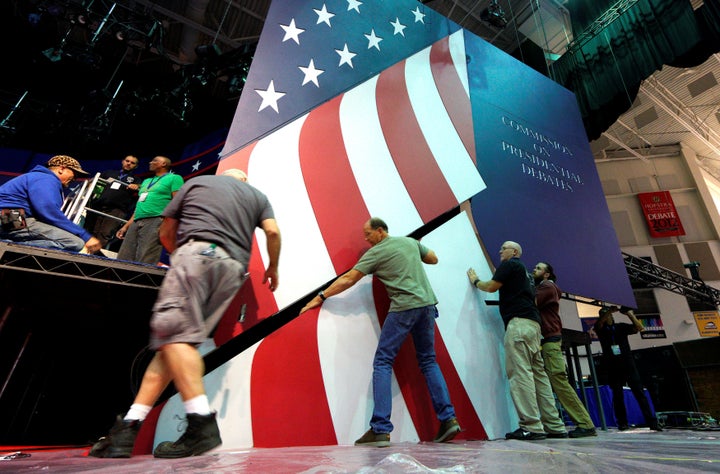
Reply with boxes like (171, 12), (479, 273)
(0, 209), (27, 231)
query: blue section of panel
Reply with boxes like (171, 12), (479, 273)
(465, 32), (634, 307)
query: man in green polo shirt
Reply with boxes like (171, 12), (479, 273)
(300, 217), (460, 447)
(116, 156), (184, 264)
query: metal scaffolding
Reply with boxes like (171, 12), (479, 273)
(0, 241), (165, 290)
(623, 252), (720, 307)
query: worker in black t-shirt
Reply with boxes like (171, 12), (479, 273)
(87, 155), (140, 248)
(594, 305), (662, 431)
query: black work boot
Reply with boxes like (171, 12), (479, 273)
(153, 412), (222, 458)
(89, 416), (142, 458)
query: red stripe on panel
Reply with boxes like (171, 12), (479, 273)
(213, 237), (279, 344)
(299, 95), (370, 273)
(433, 330), (487, 440)
(213, 140), (276, 343)
(375, 61), (457, 223)
(250, 308), (337, 447)
(132, 401), (166, 455)
(429, 38), (477, 165)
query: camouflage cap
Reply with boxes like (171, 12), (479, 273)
(47, 155), (89, 176)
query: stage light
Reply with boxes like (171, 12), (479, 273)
(227, 75), (244, 95)
(42, 47), (62, 62)
(684, 261), (702, 281)
(480, 0), (508, 29)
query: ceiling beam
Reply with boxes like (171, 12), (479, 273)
(641, 75), (720, 158)
(129, 0), (242, 49)
(600, 130), (650, 162)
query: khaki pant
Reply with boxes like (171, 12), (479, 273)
(541, 340), (595, 429)
(505, 317), (566, 434)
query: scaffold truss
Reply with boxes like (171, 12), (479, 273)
(623, 252), (720, 307)
(0, 241), (165, 290)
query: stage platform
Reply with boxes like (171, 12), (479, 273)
(1, 428), (718, 473)
(0, 242), (166, 446)
(0, 241), (166, 289)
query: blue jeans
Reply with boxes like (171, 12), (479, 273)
(0, 217), (85, 251)
(370, 305), (456, 434)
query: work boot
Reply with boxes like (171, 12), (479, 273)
(569, 427), (597, 438)
(434, 417), (461, 443)
(88, 416), (141, 458)
(153, 412), (222, 458)
(354, 428), (390, 447)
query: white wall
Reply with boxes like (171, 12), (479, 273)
(560, 143), (720, 377)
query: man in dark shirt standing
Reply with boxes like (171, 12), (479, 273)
(87, 155), (140, 248)
(594, 305), (661, 431)
(467, 241), (566, 440)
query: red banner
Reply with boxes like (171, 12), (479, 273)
(638, 191), (685, 238)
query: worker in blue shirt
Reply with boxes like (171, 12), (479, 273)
(0, 155), (102, 253)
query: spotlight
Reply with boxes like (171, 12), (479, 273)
(683, 261), (702, 281)
(227, 75), (244, 95)
(42, 47), (62, 62)
(480, 0), (508, 29)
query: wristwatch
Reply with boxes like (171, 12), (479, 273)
(318, 290), (326, 301)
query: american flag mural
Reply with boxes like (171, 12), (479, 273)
(140, 0), (520, 450)
(220, 0), (462, 157)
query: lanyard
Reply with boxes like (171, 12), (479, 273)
(146, 173), (168, 190)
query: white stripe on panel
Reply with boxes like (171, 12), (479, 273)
(340, 76), (424, 233)
(317, 277), (420, 444)
(155, 340), (260, 449)
(422, 212), (518, 440)
(449, 30), (469, 97)
(405, 45), (486, 204)
(248, 115), (337, 309)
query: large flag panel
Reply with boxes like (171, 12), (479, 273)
(150, 24), (495, 450)
(221, 0), (461, 156)
(148, 0), (638, 451)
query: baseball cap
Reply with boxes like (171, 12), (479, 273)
(47, 155), (89, 176)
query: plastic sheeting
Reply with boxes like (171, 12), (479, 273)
(1, 428), (719, 473)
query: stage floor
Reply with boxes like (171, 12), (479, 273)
(1, 427), (718, 473)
